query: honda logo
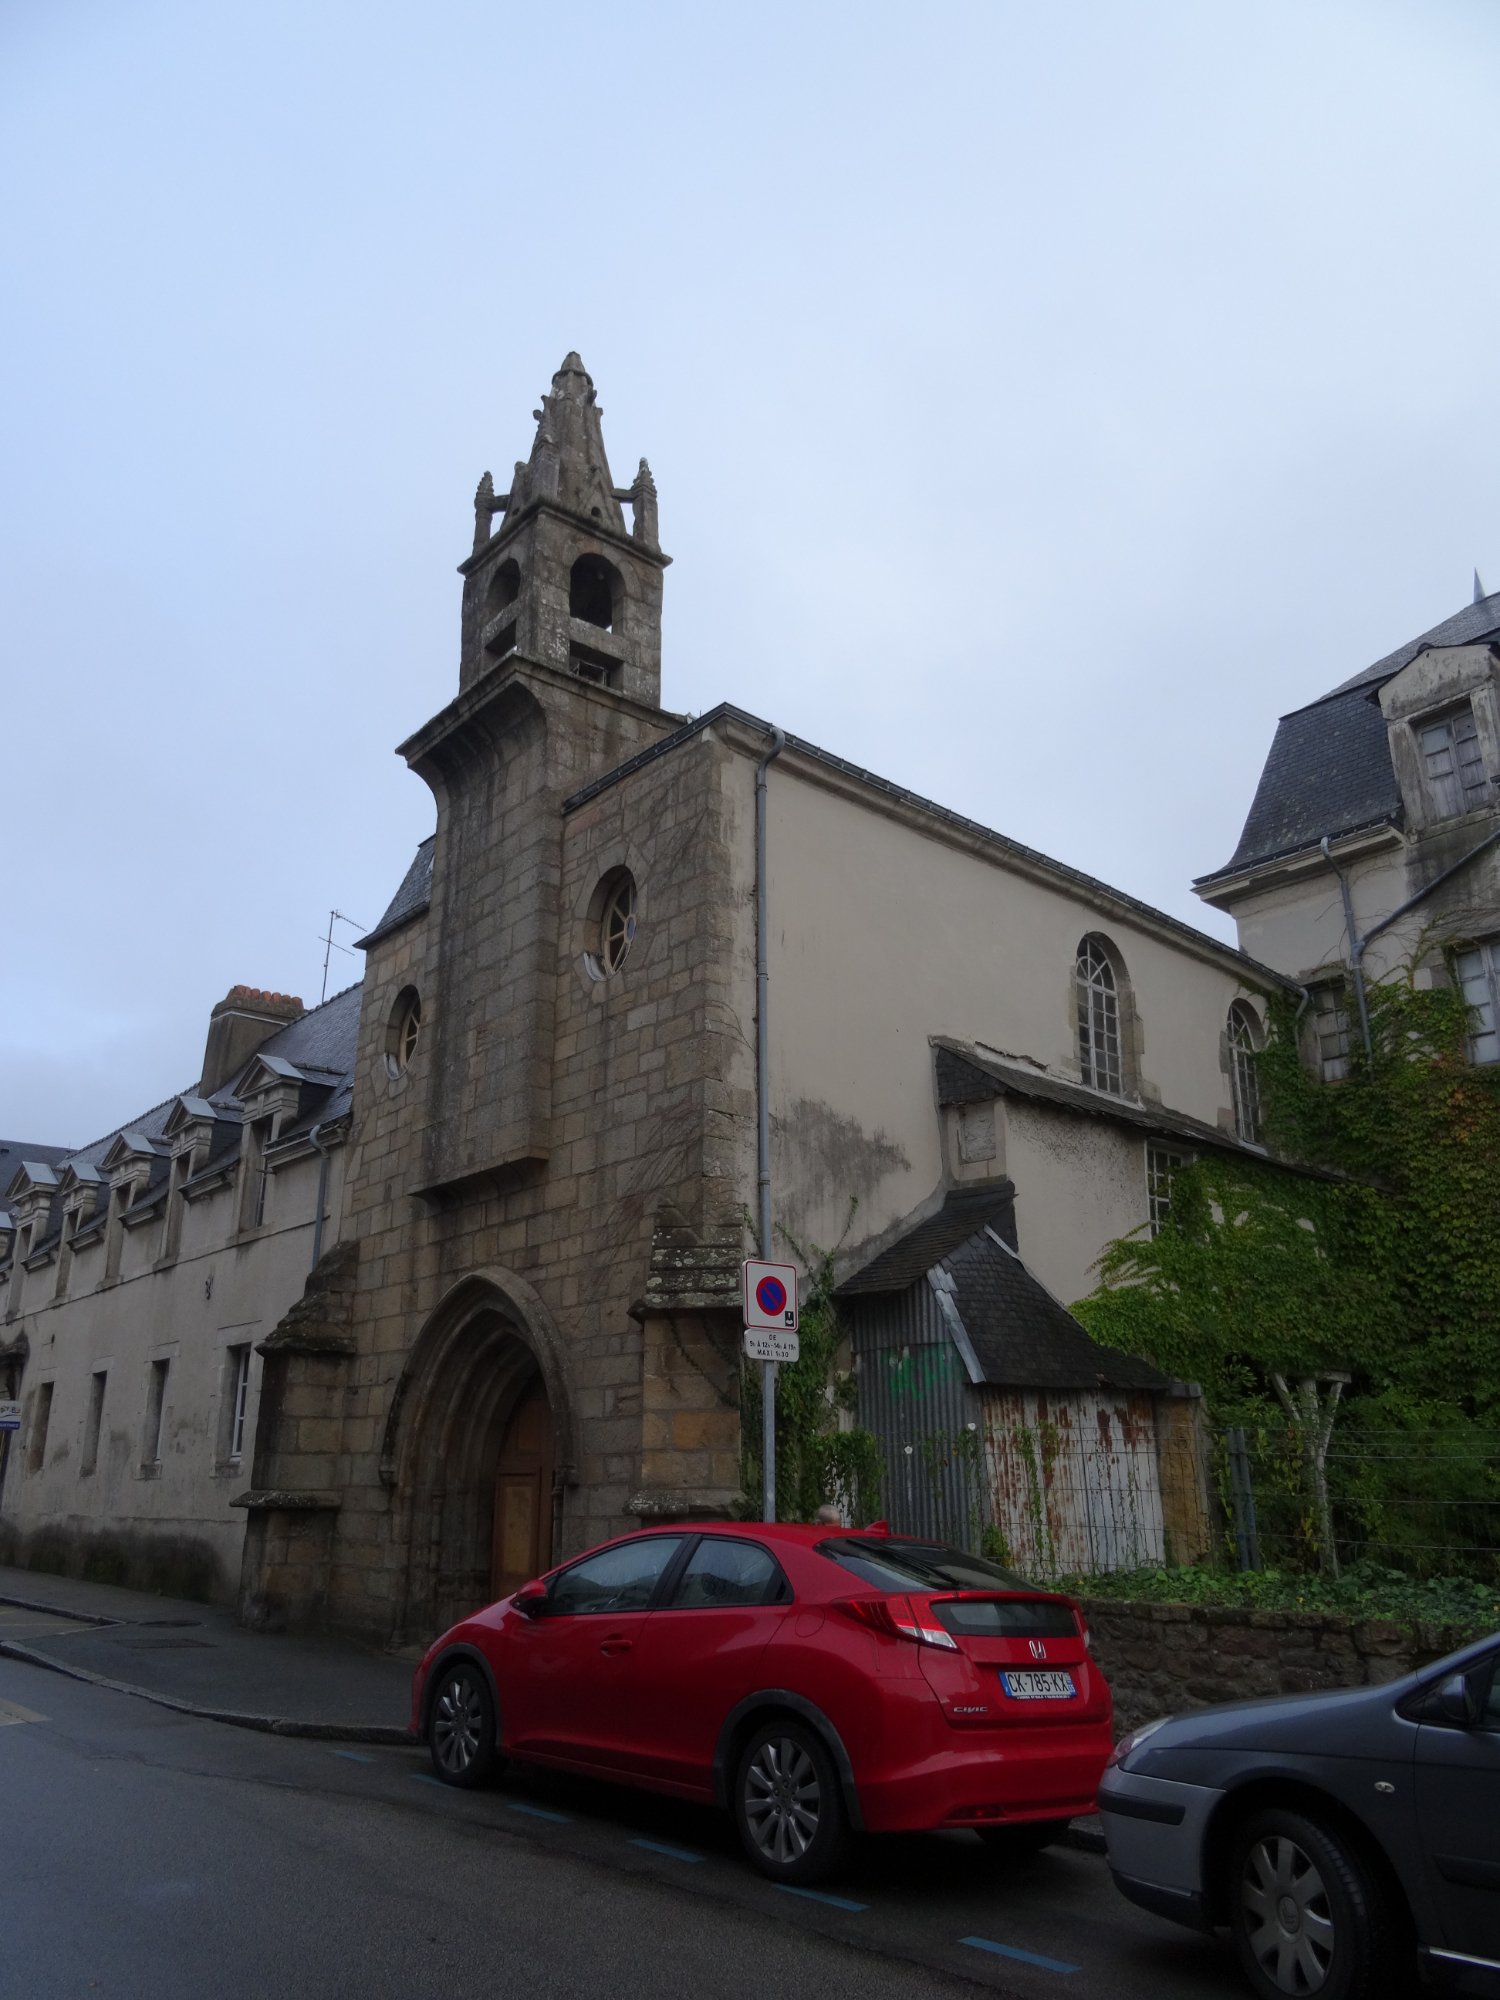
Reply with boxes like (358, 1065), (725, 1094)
(1028, 1639), (1047, 1660)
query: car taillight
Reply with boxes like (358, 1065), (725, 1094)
(835, 1595), (958, 1651)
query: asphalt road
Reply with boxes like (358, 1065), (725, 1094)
(0, 1656), (1245, 2000)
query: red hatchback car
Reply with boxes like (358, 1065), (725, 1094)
(410, 1522), (1114, 1882)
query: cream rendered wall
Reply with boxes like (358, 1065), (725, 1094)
(1219, 840), (1418, 987)
(1, 1144), (347, 1601)
(1002, 1105), (1154, 1310)
(725, 742), (1273, 1281)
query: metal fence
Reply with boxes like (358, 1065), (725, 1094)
(1221, 1425), (1500, 1582)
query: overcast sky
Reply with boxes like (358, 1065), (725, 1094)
(4, 0), (1497, 1146)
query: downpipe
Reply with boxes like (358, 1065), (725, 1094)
(755, 727), (786, 1522)
(307, 1122), (332, 1271)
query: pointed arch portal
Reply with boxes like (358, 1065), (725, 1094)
(382, 1269), (575, 1644)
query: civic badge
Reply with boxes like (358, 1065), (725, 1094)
(1029, 1639), (1047, 1660)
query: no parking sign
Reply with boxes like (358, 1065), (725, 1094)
(742, 1259), (798, 1332)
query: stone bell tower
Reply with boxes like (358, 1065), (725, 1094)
(457, 352), (668, 705)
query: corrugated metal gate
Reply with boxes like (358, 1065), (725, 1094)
(852, 1290), (987, 1547)
(983, 1390), (1165, 1576)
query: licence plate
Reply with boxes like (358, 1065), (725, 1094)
(1000, 1670), (1076, 1700)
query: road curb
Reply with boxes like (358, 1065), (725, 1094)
(0, 1590), (117, 1628)
(0, 1637), (412, 1746)
(1064, 1817), (1107, 1855)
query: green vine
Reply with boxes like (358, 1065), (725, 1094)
(739, 1216), (883, 1525)
(1072, 960), (1500, 1578)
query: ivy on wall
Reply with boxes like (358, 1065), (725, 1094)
(1074, 969), (1500, 1416)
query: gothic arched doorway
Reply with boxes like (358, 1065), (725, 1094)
(382, 1271), (575, 1645)
(493, 1378), (554, 1599)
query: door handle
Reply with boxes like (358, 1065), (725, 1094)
(599, 1636), (632, 1656)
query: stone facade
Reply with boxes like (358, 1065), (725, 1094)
(5, 353), (1320, 1642)
(1084, 1597), (1495, 1735)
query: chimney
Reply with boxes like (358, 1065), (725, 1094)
(200, 986), (305, 1096)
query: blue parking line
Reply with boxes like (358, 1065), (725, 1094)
(630, 1837), (704, 1863)
(775, 1884), (868, 1913)
(960, 1936), (1080, 1974)
(413, 1773), (445, 1787)
(499, 1798), (573, 1824)
(329, 1749), (375, 1764)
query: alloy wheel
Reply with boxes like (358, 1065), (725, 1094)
(1240, 1833), (1337, 1994)
(432, 1671), (486, 1778)
(742, 1735), (822, 1866)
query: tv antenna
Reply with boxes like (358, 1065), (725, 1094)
(318, 909), (367, 1003)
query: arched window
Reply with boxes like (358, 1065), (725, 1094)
(487, 558), (520, 612)
(1076, 936), (1124, 1094)
(1229, 1002), (1262, 1142)
(569, 553), (620, 630)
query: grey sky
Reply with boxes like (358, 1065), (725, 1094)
(4, 0), (1497, 1146)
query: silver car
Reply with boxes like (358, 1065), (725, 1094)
(1098, 1631), (1500, 1999)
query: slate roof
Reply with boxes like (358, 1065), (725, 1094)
(1, 984), (365, 1254)
(1200, 590), (1500, 885)
(360, 836), (435, 949)
(944, 1226), (1168, 1392)
(932, 1039), (1282, 1166)
(837, 1184), (1019, 1296)
(838, 1195), (1168, 1393)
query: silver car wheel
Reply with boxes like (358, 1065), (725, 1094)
(1240, 1833), (1337, 1994)
(742, 1736), (822, 1866)
(432, 1671), (485, 1776)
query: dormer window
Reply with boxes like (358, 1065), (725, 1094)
(1419, 702), (1491, 820)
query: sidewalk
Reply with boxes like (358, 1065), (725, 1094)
(0, 1565), (414, 1743)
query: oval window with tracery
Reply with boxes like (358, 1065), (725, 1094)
(599, 872), (637, 974)
(386, 988), (422, 1078)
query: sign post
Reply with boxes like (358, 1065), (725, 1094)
(743, 1262), (798, 1521)
(0, 1403), (20, 1433)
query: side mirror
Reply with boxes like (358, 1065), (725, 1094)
(1435, 1671), (1480, 1727)
(513, 1580), (549, 1619)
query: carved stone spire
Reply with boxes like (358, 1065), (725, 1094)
(456, 353), (670, 707)
(627, 459), (659, 550)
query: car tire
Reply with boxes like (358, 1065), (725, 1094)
(428, 1659), (498, 1789)
(733, 1719), (849, 1884)
(977, 1819), (1070, 1857)
(1227, 1806), (1399, 2000)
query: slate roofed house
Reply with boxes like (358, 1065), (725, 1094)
(0, 984), (360, 1598)
(1197, 585), (1500, 1078)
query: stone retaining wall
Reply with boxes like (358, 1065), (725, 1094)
(1082, 1596), (1493, 1734)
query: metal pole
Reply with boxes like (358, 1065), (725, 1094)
(1226, 1426), (1261, 1572)
(755, 726), (787, 1522)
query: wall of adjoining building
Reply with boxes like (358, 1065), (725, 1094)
(0, 1145), (344, 1601)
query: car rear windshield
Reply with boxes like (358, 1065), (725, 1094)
(819, 1539), (1077, 1635)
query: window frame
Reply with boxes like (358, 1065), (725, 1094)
(1146, 1141), (1189, 1237)
(1310, 981), (1352, 1084)
(81, 1369), (107, 1477)
(660, 1534), (791, 1612)
(227, 1344), (252, 1462)
(1076, 934), (1126, 1096)
(27, 1380), (54, 1475)
(1453, 938), (1500, 1066)
(1417, 700), (1491, 822)
(544, 1533), (687, 1617)
(1228, 1001), (1263, 1143)
(143, 1357), (170, 1469)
